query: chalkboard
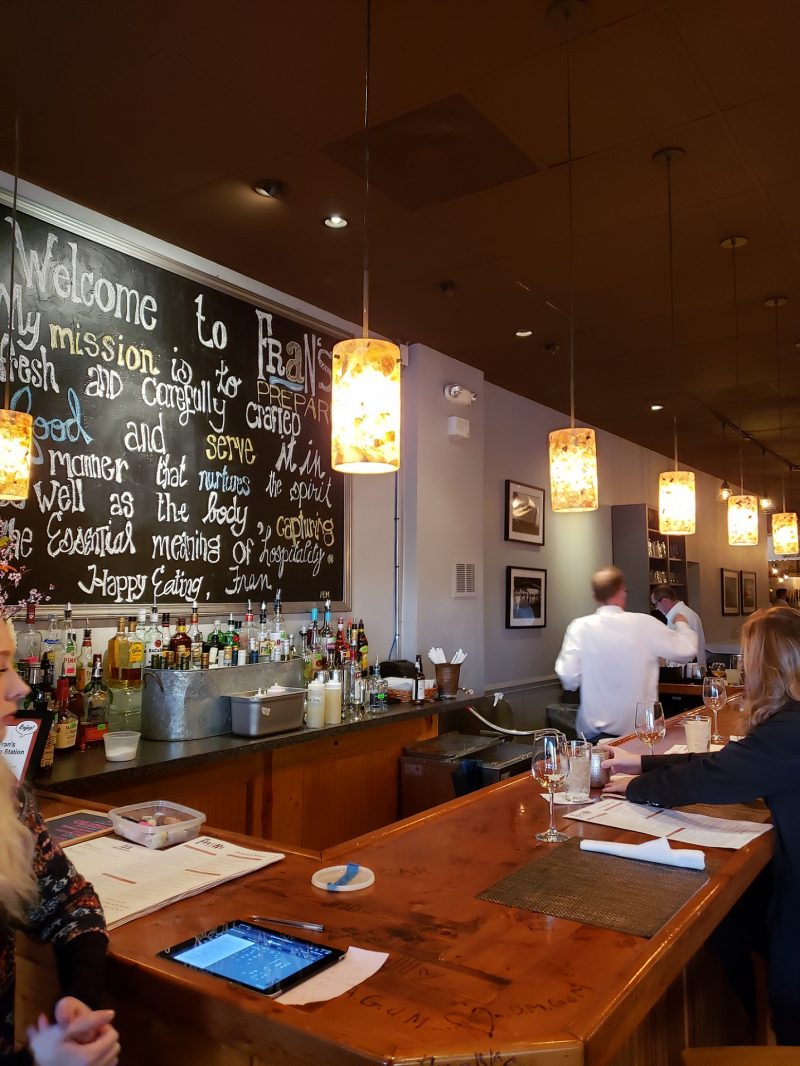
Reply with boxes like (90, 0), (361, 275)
(0, 196), (350, 612)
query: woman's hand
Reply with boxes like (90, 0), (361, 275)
(601, 774), (635, 798)
(600, 746), (642, 776)
(28, 1002), (119, 1066)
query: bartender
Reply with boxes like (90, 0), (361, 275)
(650, 584), (706, 669)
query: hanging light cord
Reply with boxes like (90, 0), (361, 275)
(730, 239), (745, 493)
(564, 7), (576, 428)
(773, 298), (788, 512)
(4, 116), (19, 411)
(665, 151), (678, 471)
(361, 0), (372, 339)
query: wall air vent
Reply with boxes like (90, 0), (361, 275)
(453, 561), (477, 598)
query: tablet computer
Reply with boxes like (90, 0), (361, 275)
(158, 920), (345, 997)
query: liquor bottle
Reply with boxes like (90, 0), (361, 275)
(187, 604), (204, 669)
(23, 664), (48, 711)
(53, 676), (78, 754)
(144, 606), (162, 667)
(78, 655), (109, 750)
(221, 613), (236, 668)
(16, 602), (43, 666)
(75, 628), (94, 692)
(310, 622), (326, 675)
(169, 617), (192, 669)
(67, 672), (85, 748)
(231, 621), (243, 667)
(206, 620), (223, 668)
(307, 607), (319, 649)
(56, 604), (76, 679)
(160, 612), (172, 652)
(368, 657), (388, 714)
(321, 599), (335, 667)
(271, 589), (283, 633)
(39, 653), (54, 701)
(334, 618), (347, 667)
(35, 694), (57, 777)
(257, 603), (271, 663)
(239, 604), (253, 664)
(107, 616), (139, 689)
(61, 622), (78, 682)
(414, 653), (426, 703)
(343, 632), (362, 714)
(358, 620), (369, 673)
(41, 615), (64, 679)
(126, 617), (144, 687)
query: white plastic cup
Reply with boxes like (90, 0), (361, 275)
(684, 714), (711, 753)
(306, 680), (326, 729)
(103, 730), (141, 762)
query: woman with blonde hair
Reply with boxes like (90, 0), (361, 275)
(602, 605), (800, 1045)
(1, 615), (120, 1065)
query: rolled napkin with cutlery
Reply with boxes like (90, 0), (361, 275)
(580, 836), (705, 870)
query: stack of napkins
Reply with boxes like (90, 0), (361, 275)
(580, 836), (705, 869)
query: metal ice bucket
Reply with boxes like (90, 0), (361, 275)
(141, 660), (303, 741)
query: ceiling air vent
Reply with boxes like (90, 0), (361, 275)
(453, 561), (477, 598)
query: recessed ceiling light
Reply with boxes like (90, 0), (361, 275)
(253, 179), (284, 199)
(515, 329), (533, 338)
(650, 404), (664, 411)
(324, 214), (348, 229)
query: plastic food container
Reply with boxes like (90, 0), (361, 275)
(103, 730), (140, 762)
(108, 800), (205, 849)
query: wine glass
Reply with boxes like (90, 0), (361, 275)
(531, 730), (570, 843)
(635, 700), (666, 756)
(710, 661), (727, 680)
(703, 677), (727, 744)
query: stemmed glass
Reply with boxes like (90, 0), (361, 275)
(635, 700), (666, 756)
(703, 677), (727, 744)
(531, 730), (570, 843)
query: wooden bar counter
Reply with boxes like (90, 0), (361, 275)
(20, 703), (771, 1066)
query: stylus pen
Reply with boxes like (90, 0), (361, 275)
(248, 915), (325, 933)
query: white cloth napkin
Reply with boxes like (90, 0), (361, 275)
(580, 836), (705, 870)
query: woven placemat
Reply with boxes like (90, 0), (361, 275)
(477, 838), (713, 938)
(676, 800), (771, 823)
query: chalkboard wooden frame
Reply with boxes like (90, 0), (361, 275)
(0, 189), (353, 616)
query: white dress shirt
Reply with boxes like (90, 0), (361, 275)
(664, 599), (706, 669)
(555, 605), (698, 739)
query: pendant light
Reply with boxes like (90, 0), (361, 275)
(766, 295), (798, 555)
(330, 0), (401, 474)
(548, 0), (598, 512)
(653, 147), (695, 535)
(723, 236), (758, 546)
(0, 116), (33, 501)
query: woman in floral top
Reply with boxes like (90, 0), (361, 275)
(1, 616), (120, 1065)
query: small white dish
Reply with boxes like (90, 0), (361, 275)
(311, 864), (375, 892)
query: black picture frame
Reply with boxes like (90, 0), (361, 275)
(740, 570), (757, 615)
(505, 480), (545, 545)
(506, 566), (547, 629)
(721, 568), (740, 615)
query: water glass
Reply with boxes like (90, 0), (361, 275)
(684, 714), (711, 753)
(564, 740), (592, 802)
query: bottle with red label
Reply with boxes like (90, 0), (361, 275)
(78, 655), (109, 750)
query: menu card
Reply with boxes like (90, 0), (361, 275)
(66, 835), (284, 928)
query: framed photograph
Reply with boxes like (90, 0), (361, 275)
(721, 568), (740, 616)
(506, 566), (547, 629)
(740, 570), (757, 615)
(505, 480), (545, 545)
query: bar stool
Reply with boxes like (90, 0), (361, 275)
(682, 1049), (800, 1065)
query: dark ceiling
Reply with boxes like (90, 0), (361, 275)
(4, 0), (800, 510)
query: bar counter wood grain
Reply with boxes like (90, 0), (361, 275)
(19, 704), (769, 1065)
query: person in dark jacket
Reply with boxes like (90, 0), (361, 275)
(1, 616), (120, 1065)
(601, 605), (800, 1045)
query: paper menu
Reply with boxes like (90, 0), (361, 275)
(66, 835), (284, 928)
(566, 797), (771, 850)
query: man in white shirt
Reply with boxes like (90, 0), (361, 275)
(650, 584), (707, 669)
(555, 566), (698, 740)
